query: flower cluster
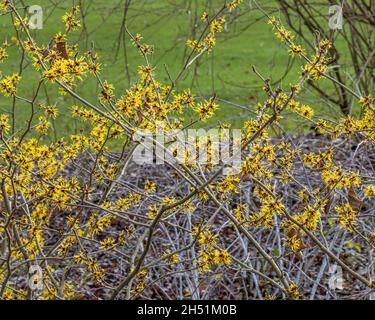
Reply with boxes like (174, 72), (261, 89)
(0, 3), (373, 301)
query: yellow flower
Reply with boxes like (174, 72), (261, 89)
(275, 26), (294, 43)
(364, 186), (375, 197)
(36, 116), (50, 135)
(159, 194), (173, 205)
(99, 237), (116, 250)
(0, 73), (21, 96)
(44, 105), (59, 119)
(138, 65), (155, 81)
(62, 5), (81, 32)
(147, 204), (158, 220)
(264, 293), (277, 300)
(0, 46), (8, 62)
(359, 95), (373, 109)
(196, 97), (219, 121)
(227, 0), (242, 11)
(99, 81), (114, 103)
(144, 180), (156, 194)
(0, 114), (11, 133)
(298, 104), (314, 119)
(287, 282), (302, 299)
(95, 216), (112, 233)
(217, 175), (240, 194)
(198, 229), (217, 248)
(201, 12), (209, 21)
(233, 204), (247, 224)
(210, 18), (225, 33)
(2, 288), (14, 300)
(163, 250), (179, 267)
(289, 44), (305, 57)
(213, 249), (231, 265)
(0, 1), (10, 12)
(204, 33), (216, 49)
(335, 203), (358, 232)
(267, 16), (279, 29)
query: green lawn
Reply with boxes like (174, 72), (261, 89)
(0, 0), (345, 140)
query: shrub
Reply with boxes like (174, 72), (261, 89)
(0, 0), (374, 300)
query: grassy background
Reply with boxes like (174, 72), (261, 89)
(0, 0), (345, 141)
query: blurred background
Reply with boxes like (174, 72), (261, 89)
(1, 0), (373, 139)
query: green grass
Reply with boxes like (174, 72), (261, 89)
(0, 0), (347, 140)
